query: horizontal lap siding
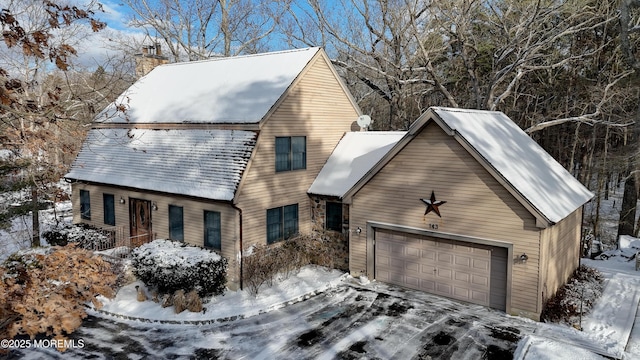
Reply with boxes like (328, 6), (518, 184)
(349, 123), (542, 316)
(71, 184), (240, 282)
(541, 208), (582, 302)
(235, 56), (358, 249)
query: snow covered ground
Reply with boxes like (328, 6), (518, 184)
(517, 252), (640, 360)
(94, 266), (347, 323)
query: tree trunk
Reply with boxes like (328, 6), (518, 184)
(618, 168), (637, 240)
(31, 186), (40, 247)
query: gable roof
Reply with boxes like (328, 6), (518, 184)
(344, 107), (593, 226)
(65, 129), (257, 201)
(308, 131), (405, 198)
(95, 47), (322, 124)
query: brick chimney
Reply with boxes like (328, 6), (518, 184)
(135, 43), (168, 78)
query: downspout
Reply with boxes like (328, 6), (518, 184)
(232, 203), (243, 291)
(579, 204), (586, 268)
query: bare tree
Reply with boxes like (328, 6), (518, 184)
(282, 0), (442, 129)
(0, 0), (132, 245)
(616, 0), (640, 239)
(122, 0), (292, 61)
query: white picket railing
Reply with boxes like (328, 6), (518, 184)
(90, 226), (154, 259)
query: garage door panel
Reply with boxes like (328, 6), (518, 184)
(405, 246), (420, 258)
(436, 268), (453, 280)
(389, 243), (405, 255)
(377, 241), (391, 253)
(472, 258), (490, 271)
(454, 255), (471, 267)
(421, 250), (436, 262)
(454, 272), (470, 282)
(420, 279), (436, 292)
(377, 254), (390, 267)
(375, 229), (504, 308)
(404, 261), (419, 273)
(453, 287), (470, 299)
(404, 276), (420, 288)
(472, 274), (489, 287)
(436, 282), (452, 295)
(471, 291), (489, 304)
(437, 252), (453, 264)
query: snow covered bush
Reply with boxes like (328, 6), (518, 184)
(540, 265), (604, 326)
(131, 239), (227, 298)
(42, 223), (113, 250)
(0, 245), (117, 351)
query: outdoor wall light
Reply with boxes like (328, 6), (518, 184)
(151, 202), (158, 211)
(356, 227), (362, 234)
(520, 253), (529, 263)
(119, 197), (126, 204)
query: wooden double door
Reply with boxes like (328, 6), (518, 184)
(130, 198), (152, 247)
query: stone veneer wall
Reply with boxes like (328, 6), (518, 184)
(309, 195), (350, 271)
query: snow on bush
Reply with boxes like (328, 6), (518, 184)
(42, 223), (113, 250)
(131, 239), (227, 298)
(541, 265), (604, 326)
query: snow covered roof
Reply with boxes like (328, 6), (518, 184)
(344, 107), (593, 225)
(95, 47), (321, 124)
(65, 128), (257, 201)
(308, 131), (405, 197)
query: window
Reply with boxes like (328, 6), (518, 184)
(326, 202), (342, 232)
(204, 211), (221, 250)
(267, 204), (299, 244)
(169, 205), (184, 241)
(103, 194), (115, 226)
(80, 190), (91, 220)
(275, 136), (306, 172)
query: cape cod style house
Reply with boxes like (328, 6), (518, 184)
(67, 48), (593, 320)
(65, 47), (361, 288)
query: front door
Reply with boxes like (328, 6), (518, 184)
(130, 198), (152, 247)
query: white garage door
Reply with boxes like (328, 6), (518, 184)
(375, 229), (506, 309)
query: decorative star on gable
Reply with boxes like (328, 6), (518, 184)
(421, 191), (447, 217)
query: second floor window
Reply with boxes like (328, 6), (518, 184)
(275, 136), (306, 172)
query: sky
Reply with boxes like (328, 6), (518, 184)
(72, 0), (148, 70)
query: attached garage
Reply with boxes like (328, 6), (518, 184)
(313, 107), (593, 321)
(373, 228), (508, 310)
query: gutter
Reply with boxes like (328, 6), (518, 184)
(231, 203), (243, 291)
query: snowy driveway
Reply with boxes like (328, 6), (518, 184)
(12, 282), (539, 359)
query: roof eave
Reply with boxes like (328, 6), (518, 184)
(63, 178), (237, 203)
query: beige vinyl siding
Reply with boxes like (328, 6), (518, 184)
(235, 54), (359, 249)
(540, 207), (582, 302)
(71, 183), (240, 282)
(349, 123), (542, 317)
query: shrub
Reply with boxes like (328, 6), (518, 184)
(0, 245), (117, 351)
(42, 223), (113, 249)
(131, 239), (227, 298)
(241, 230), (347, 296)
(540, 265), (604, 326)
